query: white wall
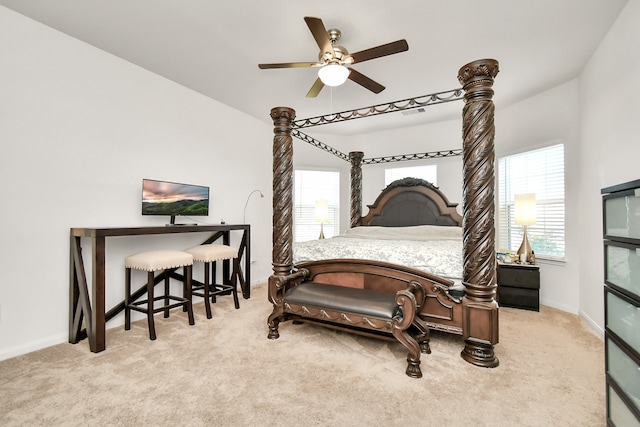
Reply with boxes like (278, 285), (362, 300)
(497, 80), (581, 314)
(0, 7), (273, 360)
(577, 0), (640, 334)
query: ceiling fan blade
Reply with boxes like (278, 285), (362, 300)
(258, 62), (321, 69)
(349, 39), (409, 64)
(348, 69), (385, 94)
(305, 78), (325, 98)
(304, 17), (334, 59)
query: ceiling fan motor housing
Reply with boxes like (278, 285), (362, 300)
(320, 43), (349, 64)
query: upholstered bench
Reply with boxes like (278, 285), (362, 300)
(268, 278), (430, 378)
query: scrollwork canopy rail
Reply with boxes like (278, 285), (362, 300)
(292, 88), (464, 129)
(291, 88), (465, 164)
(292, 126), (463, 164)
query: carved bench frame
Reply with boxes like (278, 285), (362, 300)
(267, 259), (434, 378)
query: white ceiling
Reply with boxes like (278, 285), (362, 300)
(0, 0), (629, 135)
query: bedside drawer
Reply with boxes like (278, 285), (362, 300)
(498, 286), (539, 311)
(497, 265), (540, 289)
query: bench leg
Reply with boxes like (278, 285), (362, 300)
(267, 319), (280, 339)
(267, 310), (281, 339)
(406, 358), (422, 379)
(392, 328), (422, 378)
(412, 317), (432, 354)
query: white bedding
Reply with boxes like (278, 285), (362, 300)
(293, 225), (463, 281)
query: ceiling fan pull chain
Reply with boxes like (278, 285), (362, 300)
(330, 86), (333, 118)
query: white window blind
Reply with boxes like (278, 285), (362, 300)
(294, 170), (340, 242)
(385, 165), (437, 186)
(497, 144), (565, 260)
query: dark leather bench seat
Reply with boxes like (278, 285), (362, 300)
(284, 282), (400, 320)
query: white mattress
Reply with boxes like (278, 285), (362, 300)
(293, 225), (464, 283)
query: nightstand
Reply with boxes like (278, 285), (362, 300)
(496, 262), (540, 311)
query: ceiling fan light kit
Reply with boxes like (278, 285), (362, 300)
(318, 64), (350, 86)
(258, 16), (408, 97)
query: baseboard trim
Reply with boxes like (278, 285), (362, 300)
(578, 309), (604, 340)
(0, 332), (68, 362)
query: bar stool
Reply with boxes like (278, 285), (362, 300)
(124, 250), (195, 340)
(185, 244), (240, 319)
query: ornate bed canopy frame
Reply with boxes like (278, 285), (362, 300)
(270, 59), (500, 367)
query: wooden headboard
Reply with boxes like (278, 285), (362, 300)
(360, 178), (463, 227)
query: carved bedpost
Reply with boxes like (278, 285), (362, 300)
(270, 107), (296, 278)
(349, 151), (364, 228)
(457, 59), (500, 368)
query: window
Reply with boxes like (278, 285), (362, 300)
(497, 144), (565, 260)
(385, 165), (437, 186)
(294, 170), (340, 242)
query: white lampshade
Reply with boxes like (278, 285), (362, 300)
(318, 64), (349, 87)
(515, 193), (537, 226)
(315, 199), (329, 224)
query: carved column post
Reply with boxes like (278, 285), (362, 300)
(349, 151), (364, 228)
(270, 107), (296, 278)
(457, 59), (500, 368)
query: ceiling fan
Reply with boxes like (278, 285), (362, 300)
(258, 17), (409, 97)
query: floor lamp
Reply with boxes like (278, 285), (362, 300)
(515, 193), (536, 263)
(315, 199), (329, 240)
(243, 190), (264, 224)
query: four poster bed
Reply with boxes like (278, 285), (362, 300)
(292, 178), (466, 298)
(267, 59), (501, 376)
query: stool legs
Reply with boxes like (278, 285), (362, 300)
(185, 265), (194, 325)
(125, 267), (132, 331)
(147, 271), (157, 340)
(163, 271), (170, 319)
(231, 258), (240, 309)
(194, 260), (239, 319)
(197, 258), (240, 319)
(203, 262), (212, 319)
(124, 265), (193, 340)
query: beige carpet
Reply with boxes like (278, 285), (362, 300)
(0, 284), (605, 426)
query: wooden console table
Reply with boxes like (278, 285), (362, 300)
(69, 224), (250, 353)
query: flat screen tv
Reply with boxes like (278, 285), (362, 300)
(142, 179), (209, 225)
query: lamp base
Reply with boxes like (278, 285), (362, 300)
(517, 226), (533, 263)
(318, 223), (325, 240)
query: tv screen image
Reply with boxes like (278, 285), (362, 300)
(142, 179), (209, 222)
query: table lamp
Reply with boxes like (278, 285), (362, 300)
(515, 193), (536, 262)
(315, 199), (329, 239)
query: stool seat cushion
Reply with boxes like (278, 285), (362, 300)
(125, 250), (193, 271)
(185, 244), (237, 262)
